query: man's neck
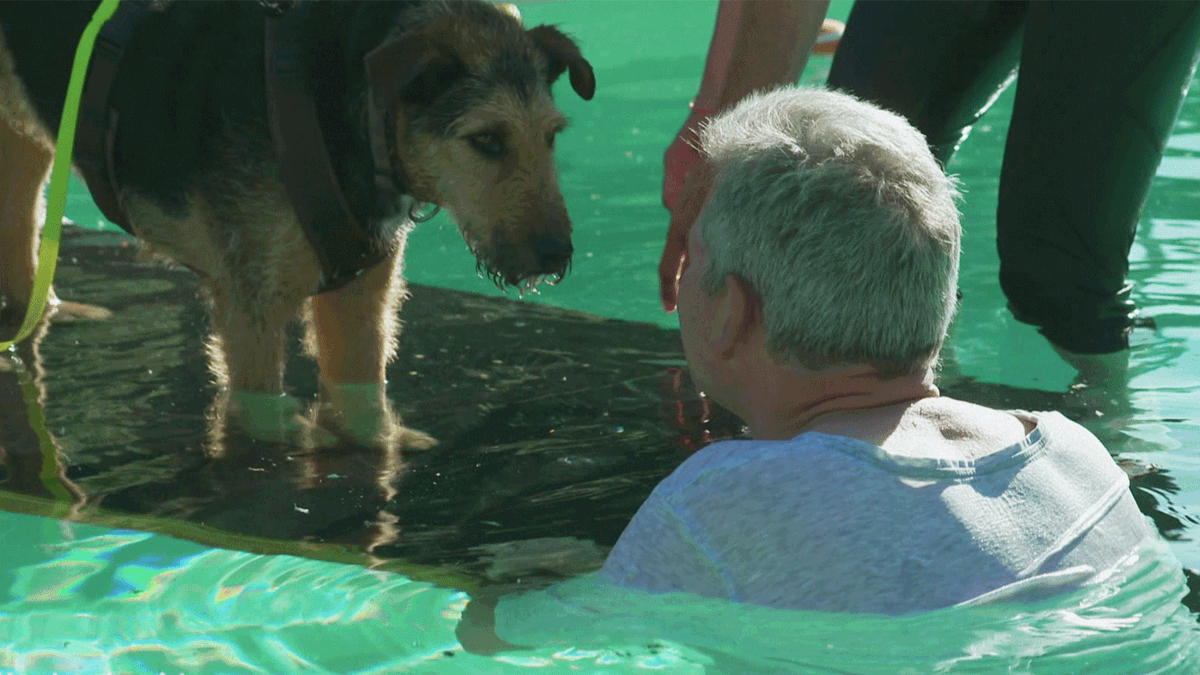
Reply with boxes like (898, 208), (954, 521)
(731, 363), (939, 441)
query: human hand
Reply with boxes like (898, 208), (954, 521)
(660, 110), (713, 313)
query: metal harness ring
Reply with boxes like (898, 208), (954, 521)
(409, 202), (441, 223)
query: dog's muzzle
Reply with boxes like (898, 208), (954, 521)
(474, 225), (573, 292)
(533, 235), (573, 273)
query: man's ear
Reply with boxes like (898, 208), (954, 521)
(713, 274), (758, 358)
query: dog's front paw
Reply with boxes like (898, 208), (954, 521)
(314, 382), (437, 451)
(395, 426), (438, 451)
(47, 299), (114, 323)
(229, 390), (337, 447)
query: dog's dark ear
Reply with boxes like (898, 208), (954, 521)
(365, 25), (467, 110)
(527, 25), (595, 101)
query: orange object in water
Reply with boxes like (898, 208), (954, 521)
(813, 17), (844, 55)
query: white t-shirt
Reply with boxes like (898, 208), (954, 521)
(600, 411), (1154, 614)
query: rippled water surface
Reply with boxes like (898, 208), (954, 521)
(6, 0), (1200, 672)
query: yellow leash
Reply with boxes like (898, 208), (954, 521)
(0, 0), (120, 352)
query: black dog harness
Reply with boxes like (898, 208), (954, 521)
(74, 0), (147, 238)
(264, 12), (394, 293)
(78, 1), (416, 293)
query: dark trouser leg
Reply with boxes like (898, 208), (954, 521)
(827, 1), (1026, 164)
(998, 1), (1200, 354)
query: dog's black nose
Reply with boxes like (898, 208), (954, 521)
(534, 235), (573, 270)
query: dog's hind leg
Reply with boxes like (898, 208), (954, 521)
(204, 278), (293, 394)
(0, 26), (52, 332)
(0, 114), (52, 331)
(304, 237), (435, 451)
(0, 104), (111, 331)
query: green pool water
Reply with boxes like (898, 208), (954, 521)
(11, 0), (1200, 671)
(3, 509), (1196, 674)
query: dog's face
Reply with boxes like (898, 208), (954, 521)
(408, 85), (574, 291)
(372, 5), (594, 291)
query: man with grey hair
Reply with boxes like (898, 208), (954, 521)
(601, 86), (1156, 614)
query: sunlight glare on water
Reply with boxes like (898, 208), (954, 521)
(2, 510), (1197, 675)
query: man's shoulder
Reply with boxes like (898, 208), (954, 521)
(655, 433), (856, 496)
(1016, 409), (1115, 466)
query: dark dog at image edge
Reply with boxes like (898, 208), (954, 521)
(0, 0), (594, 450)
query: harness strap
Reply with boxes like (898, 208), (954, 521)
(362, 30), (435, 208)
(76, 3), (407, 293)
(75, 0), (149, 234)
(265, 13), (391, 294)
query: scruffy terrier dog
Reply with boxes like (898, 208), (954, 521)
(0, 1), (594, 450)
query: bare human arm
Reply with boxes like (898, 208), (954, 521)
(660, 0), (830, 312)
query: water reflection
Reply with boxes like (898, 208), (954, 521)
(0, 318), (86, 513)
(1, 223), (1199, 675)
(2, 507), (1194, 675)
(494, 537), (1199, 675)
(0, 226), (702, 576)
(3, 225), (1200, 611)
(0, 511), (468, 674)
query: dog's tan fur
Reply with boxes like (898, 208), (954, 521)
(0, 3), (587, 450)
(0, 31), (53, 325)
(408, 89), (571, 279)
(125, 182), (323, 395)
(395, 11), (575, 287)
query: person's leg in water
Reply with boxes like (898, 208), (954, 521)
(826, 0), (1026, 165)
(829, 1), (1200, 385)
(997, 1), (1200, 382)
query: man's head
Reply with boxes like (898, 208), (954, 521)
(685, 87), (961, 380)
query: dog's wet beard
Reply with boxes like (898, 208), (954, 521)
(474, 257), (569, 296)
(455, 224), (571, 295)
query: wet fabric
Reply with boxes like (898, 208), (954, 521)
(600, 411), (1155, 614)
(495, 537), (1198, 674)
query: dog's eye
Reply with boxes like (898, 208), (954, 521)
(468, 132), (505, 158)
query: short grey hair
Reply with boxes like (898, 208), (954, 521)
(696, 87), (961, 378)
